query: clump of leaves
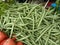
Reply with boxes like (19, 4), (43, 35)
(53, 0), (60, 13)
(0, 2), (9, 15)
(0, 3), (60, 45)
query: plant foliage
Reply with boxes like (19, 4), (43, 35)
(0, 3), (60, 45)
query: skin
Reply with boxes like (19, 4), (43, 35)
(0, 40), (6, 45)
(17, 41), (24, 45)
(3, 38), (16, 45)
(0, 31), (8, 42)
